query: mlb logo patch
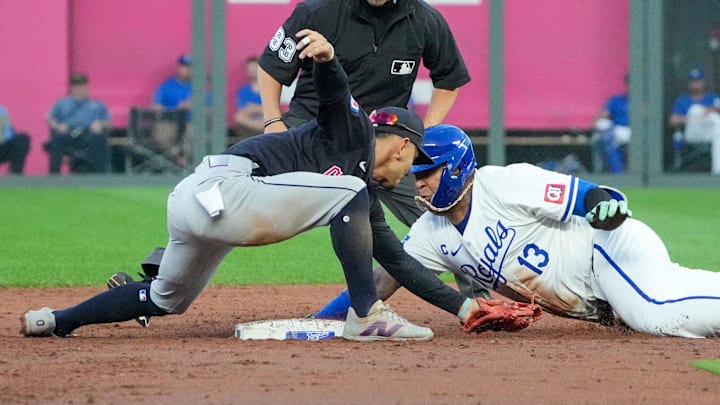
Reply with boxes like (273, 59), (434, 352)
(349, 96), (359, 114)
(138, 289), (148, 302)
(391, 60), (416, 75)
(544, 184), (565, 204)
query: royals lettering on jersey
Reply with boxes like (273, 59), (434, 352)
(446, 220), (514, 289)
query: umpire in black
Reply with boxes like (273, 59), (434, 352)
(258, 0), (488, 300)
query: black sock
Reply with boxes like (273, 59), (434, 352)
(329, 188), (377, 317)
(53, 282), (167, 336)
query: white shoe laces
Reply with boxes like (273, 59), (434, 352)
(371, 302), (405, 323)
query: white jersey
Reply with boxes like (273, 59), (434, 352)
(404, 163), (603, 319)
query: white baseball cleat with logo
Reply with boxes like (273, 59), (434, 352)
(343, 300), (433, 341)
(21, 307), (57, 337)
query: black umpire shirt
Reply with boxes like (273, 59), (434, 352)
(224, 58), (466, 316)
(258, 0), (471, 122)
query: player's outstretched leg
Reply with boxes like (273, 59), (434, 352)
(327, 188), (432, 341)
(313, 290), (351, 319)
(21, 282), (168, 337)
(107, 271), (151, 327)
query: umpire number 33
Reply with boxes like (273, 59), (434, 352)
(269, 27), (297, 63)
(517, 243), (549, 275)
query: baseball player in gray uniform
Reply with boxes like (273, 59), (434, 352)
(22, 33), (480, 341)
(314, 124), (720, 337)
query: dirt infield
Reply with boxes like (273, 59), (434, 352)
(2, 285), (718, 404)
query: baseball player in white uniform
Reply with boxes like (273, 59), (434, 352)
(409, 124), (720, 337)
(313, 124), (720, 337)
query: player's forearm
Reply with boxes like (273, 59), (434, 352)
(313, 58), (345, 104)
(423, 88), (459, 127)
(258, 67), (284, 122)
(371, 213), (465, 314)
(382, 254), (466, 315)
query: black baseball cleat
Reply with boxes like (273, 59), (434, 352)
(107, 272), (151, 327)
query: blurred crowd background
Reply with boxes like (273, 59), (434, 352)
(1, 0), (719, 180)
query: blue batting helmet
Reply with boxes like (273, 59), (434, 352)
(411, 124), (477, 209)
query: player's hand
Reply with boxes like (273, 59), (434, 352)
(295, 29), (335, 63)
(585, 199), (632, 230)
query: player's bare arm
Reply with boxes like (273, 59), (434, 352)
(423, 88), (460, 127)
(258, 66), (287, 133)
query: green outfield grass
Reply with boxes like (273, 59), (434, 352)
(0, 187), (718, 288)
(691, 359), (720, 375)
(0, 187), (409, 287)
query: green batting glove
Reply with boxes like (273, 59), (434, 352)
(585, 199), (632, 230)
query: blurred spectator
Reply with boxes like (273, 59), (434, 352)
(669, 68), (720, 174)
(45, 73), (111, 174)
(592, 74), (630, 174)
(147, 54), (194, 167)
(232, 56), (263, 141)
(0, 104), (30, 175)
(152, 54), (192, 111)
